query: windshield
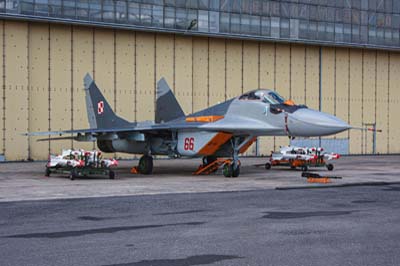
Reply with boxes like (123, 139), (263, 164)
(263, 91), (286, 104)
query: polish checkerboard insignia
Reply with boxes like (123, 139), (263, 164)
(97, 101), (104, 115)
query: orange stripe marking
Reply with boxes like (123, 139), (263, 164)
(198, 132), (232, 156)
(186, 115), (224, 123)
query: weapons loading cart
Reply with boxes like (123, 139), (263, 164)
(264, 146), (340, 172)
(45, 149), (118, 180)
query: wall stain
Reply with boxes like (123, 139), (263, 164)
(102, 254), (243, 266)
(262, 211), (354, 219)
(6, 222), (205, 239)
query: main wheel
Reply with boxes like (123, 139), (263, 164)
(231, 164), (240, 178)
(138, 155), (153, 175)
(223, 163), (232, 178)
(265, 162), (272, 170)
(326, 163), (334, 171)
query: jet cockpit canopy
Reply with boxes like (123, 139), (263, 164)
(239, 89), (286, 105)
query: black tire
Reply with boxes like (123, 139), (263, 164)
(138, 155), (153, 175)
(69, 168), (78, 180)
(327, 163), (334, 171)
(223, 163), (232, 178)
(109, 170), (115, 179)
(231, 164), (240, 178)
(301, 165), (308, 172)
(45, 167), (51, 177)
(265, 162), (272, 170)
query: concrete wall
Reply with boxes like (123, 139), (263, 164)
(1, 20), (399, 160)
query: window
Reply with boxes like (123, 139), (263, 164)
(317, 22), (326, 40)
(63, 0), (75, 18)
(280, 19), (289, 38)
(76, 0), (89, 20)
(220, 12), (230, 32)
(352, 25), (360, 43)
(164, 7), (175, 28)
(241, 14), (251, 33)
(48, 0), (61, 17)
(115, 1), (127, 23)
(220, 0), (230, 12)
(290, 19), (299, 39)
(152, 5), (163, 27)
(309, 21), (317, 40)
(20, 0), (34, 15)
(175, 8), (187, 29)
(368, 26), (376, 44)
(198, 10), (209, 32)
(271, 17), (280, 38)
(231, 13), (240, 33)
(209, 11), (219, 32)
(35, 0), (49, 16)
(89, 1), (102, 21)
(343, 23), (352, 42)
(326, 22), (334, 41)
(128, 2), (140, 24)
(335, 23), (344, 42)
(102, 0), (115, 22)
(299, 20), (308, 39)
(261, 17), (271, 36)
(250, 15), (261, 35)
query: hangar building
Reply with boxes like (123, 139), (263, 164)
(0, 0), (399, 161)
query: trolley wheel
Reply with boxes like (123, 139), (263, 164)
(223, 163), (232, 178)
(265, 162), (272, 170)
(45, 167), (51, 177)
(301, 165), (308, 172)
(326, 163), (334, 171)
(109, 170), (115, 179)
(69, 168), (78, 181)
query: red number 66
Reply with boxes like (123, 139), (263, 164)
(184, 137), (194, 150)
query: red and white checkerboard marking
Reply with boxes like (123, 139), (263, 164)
(97, 101), (104, 115)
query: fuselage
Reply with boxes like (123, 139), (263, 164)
(96, 89), (350, 158)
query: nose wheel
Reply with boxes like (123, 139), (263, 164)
(223, 162), (240, 178)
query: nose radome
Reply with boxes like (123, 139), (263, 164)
(288, 108), (351, 137)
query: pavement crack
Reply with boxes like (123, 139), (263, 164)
(5, 222), (205, 239)
(154, 209), (209, 216)
(262, 210), (355, 219)
(101, 254), (243, 266)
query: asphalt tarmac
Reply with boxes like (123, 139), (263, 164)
(1, 185), (400, 266)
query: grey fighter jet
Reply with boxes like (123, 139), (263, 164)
(27, 74), (351, 177)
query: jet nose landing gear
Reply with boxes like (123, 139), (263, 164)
(222, 160), (241, 178)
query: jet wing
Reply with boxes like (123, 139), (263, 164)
(25, 116), (281, 140)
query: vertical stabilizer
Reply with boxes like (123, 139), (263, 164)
(155, 78), (185, 123)
(84, 74), (131, 129)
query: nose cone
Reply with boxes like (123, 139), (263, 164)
(288, 108), (351, 137)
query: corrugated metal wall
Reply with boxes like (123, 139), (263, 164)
(1, 20), (399, 161)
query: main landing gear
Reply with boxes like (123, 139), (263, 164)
(137, 155), (153, 175)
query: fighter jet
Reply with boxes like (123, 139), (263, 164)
(27, 74), (351, 177)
